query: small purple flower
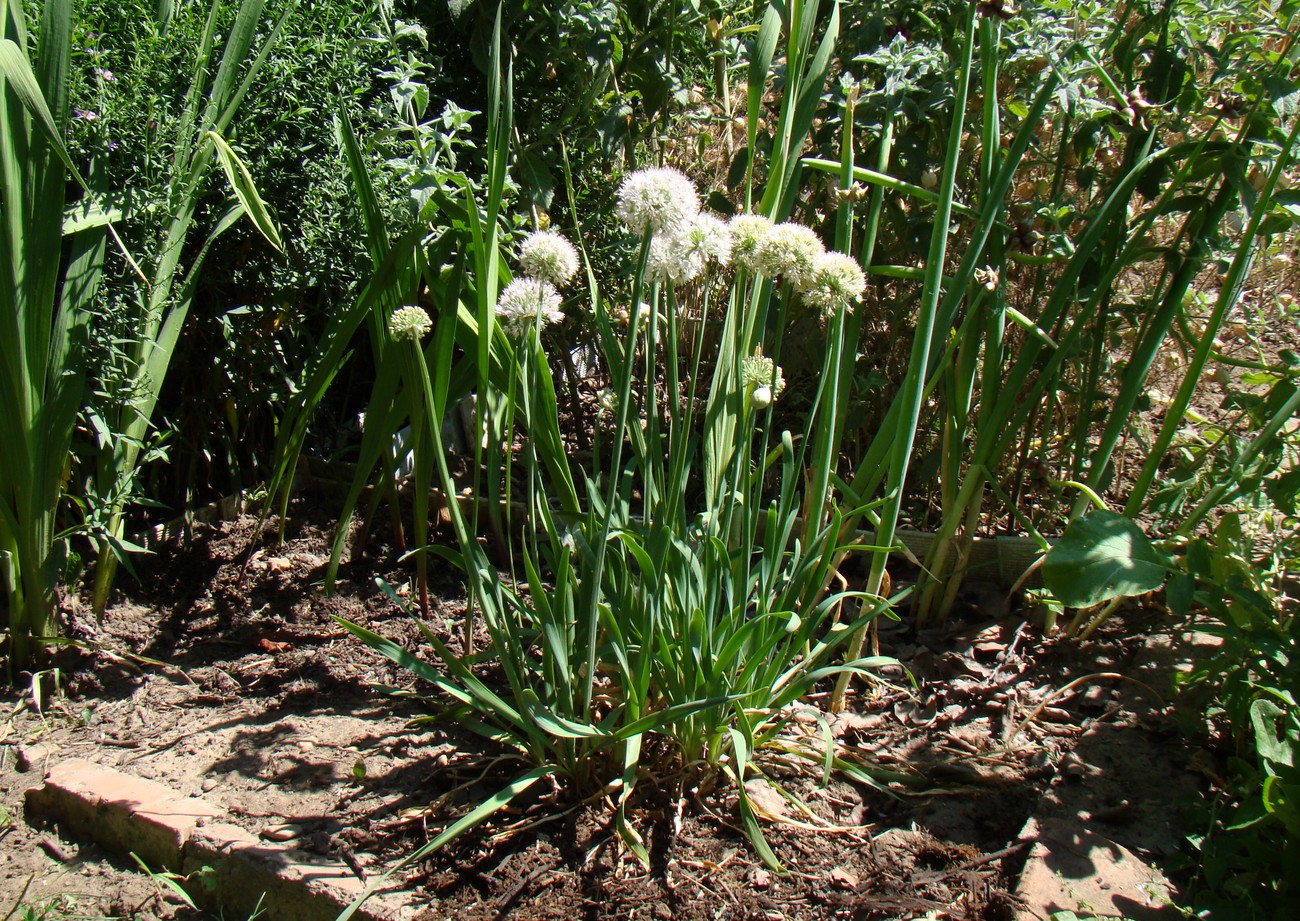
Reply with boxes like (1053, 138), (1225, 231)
(73, 108), (99, 121)
(96, 68), (116, 82)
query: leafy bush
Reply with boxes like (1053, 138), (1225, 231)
(61, 0), (397, 522)
(1174, 516), (1300, 919)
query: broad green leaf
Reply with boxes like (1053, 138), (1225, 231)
(62, 189), (152, 235)
(1042, 510), (1170, 608)
(1252, 699), (1298, 770)
(62, 199), (121, 235)
(1165, 570), (1195, 618)
(1264, 76), (1300, 118)
(1261, 776), (1300, 835)
(154, 0), (176, 30)
(513, 148), (554, 210)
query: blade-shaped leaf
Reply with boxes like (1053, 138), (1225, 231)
(0, 38), (83, 188)
(336, 767), (552, 921)
(204, 130), (283, 252)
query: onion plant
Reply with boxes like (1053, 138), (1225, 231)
(330, 3), (913, 909)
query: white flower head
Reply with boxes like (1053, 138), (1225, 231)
(803, 252), (866, 316)
(616, 167), (700, 236)
(647, 212), (733, 283)
(741, 353), (786, 403)
(729, 213), (774, 273)
(756, 223), (825, 291)
(495, 277), (563, 338)
(647, 212), (732, 285)
(680, 212), (732, 269)
(389, 305), (432, 341)
(647, 234), (701, 285)
(518, 230), (580, 287)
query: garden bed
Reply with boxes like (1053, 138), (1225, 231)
(1, 502), (1199, 919)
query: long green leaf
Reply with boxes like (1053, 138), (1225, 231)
(204, 129), (283, 252)
(205, 0), (266, 131)
(744, 4), (781, 207)
(0, 39), (82, 187)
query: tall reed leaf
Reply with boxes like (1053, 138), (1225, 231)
(87, 0), (291, 613)
(0, 0), (102, 677)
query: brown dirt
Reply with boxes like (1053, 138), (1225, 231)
(0, 501), (1166, 920)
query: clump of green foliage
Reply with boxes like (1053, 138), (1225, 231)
(9, 0), (1300, 915)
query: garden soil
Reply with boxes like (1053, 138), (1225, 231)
(0, 502), (1200, 920)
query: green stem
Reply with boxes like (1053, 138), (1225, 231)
(1126, 114), (1300, 517)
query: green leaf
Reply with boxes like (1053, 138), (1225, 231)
(728, 730), (783, 872)
(1251, 699), (1297, 770)
(62, 189), (154, 235)
(1042, 510), (1170, 608)
(204, 130), (284, 252)
(1166, 570), (1195, 618)
(129, 853), (198, 910)
(707, 190), (735, 216)
(0, 38), (84, 188)
(514, 148), (555, 211)
(1264, 77), (1300, 118)
(1005, 305), (1058, 348)
(1267, 467), (1300, 515)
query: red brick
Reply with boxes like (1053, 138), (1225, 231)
(26, 758), (416, 919)
(25, 758), (222, 870)
(183, 825), (410, 921)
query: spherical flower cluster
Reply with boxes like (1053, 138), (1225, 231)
(755, 223), (825, 291)
(495, 277), (563, 338)
(802, 252), (866, 316)
(741, 353), (786, 409)
(679, 212), (732, 268)
(729, 213), (774, 273)
(647, 235), (694, 285)
(518, 230), (580, 287)
(615, 167), (700, 236)
(389, 305), (432, 342)
(647, 212), (732, 284)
